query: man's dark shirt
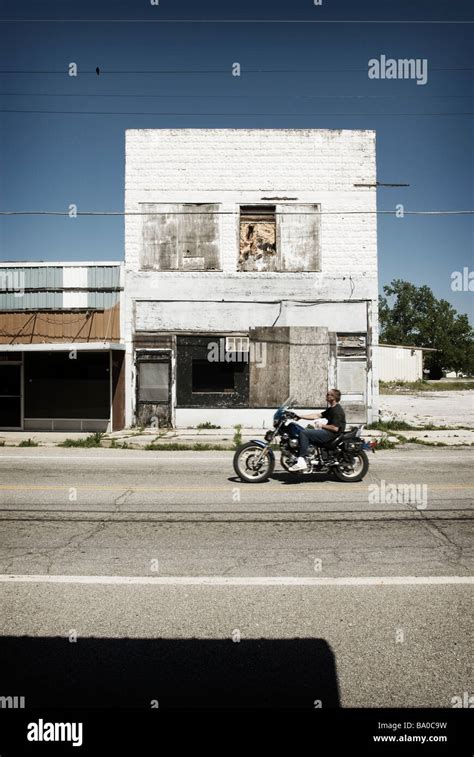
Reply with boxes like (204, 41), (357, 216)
(321, 404), (346, 434)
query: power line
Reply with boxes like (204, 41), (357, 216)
(0, 67), (472, 74)
(1, 92), (472, 99)
(1, 210), (473, 217)
(0, 19), (472, 24)
(2, 109), (473, 116)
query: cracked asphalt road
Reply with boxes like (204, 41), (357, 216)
(0, 446), (471, 576)
(0, 446), (472, 709)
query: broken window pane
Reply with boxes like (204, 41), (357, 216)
(238, 205), (321, 272)
(192, 359), (245, 394)
(238, 206), (277, 272)
(337, 334), (367, 356)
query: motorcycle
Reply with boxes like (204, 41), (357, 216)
(233, 396), (376, 484)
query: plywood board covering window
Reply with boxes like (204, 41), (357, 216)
(141, 203), (220, 271)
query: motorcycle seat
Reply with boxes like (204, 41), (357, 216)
(318, 427), (357, 449)
(342, 427), (358, 440)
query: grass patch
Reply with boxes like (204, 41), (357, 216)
(110, 439), (129, 449)
(196, 422), (221, 430)
(404, 437), (449, 447)
(367, 420), (417, 431)
(59, 432), (105, 448)
(233, 424), (242, 449)
(375, 434), (398, 450)
(367, 420), (471, 432)
(145, 442), (232, 451)
(18, 438), (39, 447)
(380, 380), (474, 394)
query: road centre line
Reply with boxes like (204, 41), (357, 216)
(0, 455), (231, 462)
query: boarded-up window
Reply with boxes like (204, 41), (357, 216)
(248, 327), (329, 407)
(249, 327), (290, 406)
(276, 204), (320, 272)
(238, 205), (320, 272)
(336, 334), (367, 397)
(141, 204), (220, 271)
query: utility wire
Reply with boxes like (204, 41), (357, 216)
(1, 109), (472, 116)
(1, 210), (473, 217)
(1, 92), (472, 99)
(0, 67), (472, 74)
(0, 19), (472, 24)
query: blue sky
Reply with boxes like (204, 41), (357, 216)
(0, 0), (472, 321)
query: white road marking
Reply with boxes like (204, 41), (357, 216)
(0, 575), (472, 586)
(0, 455), (231, 462)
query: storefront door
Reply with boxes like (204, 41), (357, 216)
(0, 355), (22, 429)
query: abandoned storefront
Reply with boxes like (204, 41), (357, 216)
(124, 128), (379, 428)
(0, 262), (125, 431)
(131, 325), (371, 429)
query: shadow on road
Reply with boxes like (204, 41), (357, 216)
(271, 471), (336, 485)
(0, 636), (340, 709)
(228, 472), (337, 485)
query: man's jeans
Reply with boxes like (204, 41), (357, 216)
(286, 423), (336, 457)
(299, 428), (335, 457)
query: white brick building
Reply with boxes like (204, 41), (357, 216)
(124, 128), (379, 428)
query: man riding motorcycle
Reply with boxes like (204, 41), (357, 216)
(232, 393), (373, 483)
(287, 388), (346, 472)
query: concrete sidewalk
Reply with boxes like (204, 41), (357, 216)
(0, 427), (257, 449)
(1, 426), (473, 448)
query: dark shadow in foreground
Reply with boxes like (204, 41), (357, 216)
(0, 636), (340, 709)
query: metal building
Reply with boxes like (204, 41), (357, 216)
(377, 344), (435, 382)
(0, 262), (125, 431)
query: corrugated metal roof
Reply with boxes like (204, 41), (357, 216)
(0, 264), (122, 311)
(88, 291), (120, 309)
(87, 265), (121, 289)
(0, 266), (63, 290)
(0, 292), (63, 310)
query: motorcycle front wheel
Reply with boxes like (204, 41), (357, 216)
(333, 450), (369, 482)
(233, 442), (275, 483)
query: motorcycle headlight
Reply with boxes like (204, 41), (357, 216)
(264, 430), (273, 442)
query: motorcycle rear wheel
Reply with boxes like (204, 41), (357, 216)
(333, 450), (369, 482)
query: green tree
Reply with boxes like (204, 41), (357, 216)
(379, 280), (474, 378)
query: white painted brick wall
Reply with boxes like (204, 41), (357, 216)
(123, 129), (379, 425)
(125, 128), (377, 280)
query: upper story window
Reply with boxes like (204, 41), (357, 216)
(238, 204), (321, 273)
(239, 206), (277, 271)
(141, 203), (220, 271)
